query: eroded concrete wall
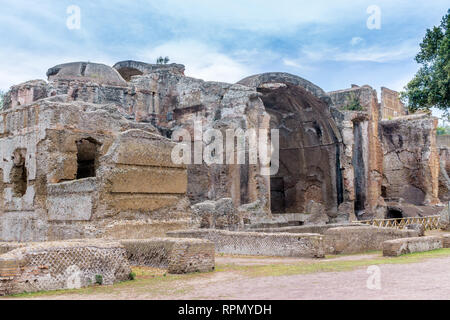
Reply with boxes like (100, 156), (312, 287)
(380, 114), (440, 206)
(0, 97), (190, 241)
(328, 85), (384, 219)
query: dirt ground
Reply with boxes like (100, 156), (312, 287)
(4, 249), (450, 300)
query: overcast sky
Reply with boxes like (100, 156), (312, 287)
(0, 0), (448, 102)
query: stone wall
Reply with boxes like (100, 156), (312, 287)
(328, 85), (384, 219)
(0, 97), (190, 241)
(0, 240), (131, 296)
(248, 223), (365, 234)
(324, 226), (419, 254)
(380, 114), (440, 206)
(2, 80), (48, 110)
(437, 135), (450, 148)
(120, 238), (215, 274)
(382, 236), (443, 256)
(380, 87), (407, 119)
(167, 229), (325, 258)
(442, 234), (450, 247)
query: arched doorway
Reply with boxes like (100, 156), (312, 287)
(255, 82), (342, 216)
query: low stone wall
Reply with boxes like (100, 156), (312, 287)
(324, 226), (419, 254)
(248, 223), (364, 234)
(0, 240), (131, 296)
(102, 220), (194, 239)
(167, 230), (325, 258)
(442, 234), (450, 248)
(383, 236), (443, 256)
(0, 242), (27, 255)
(119, 238), (215, 274)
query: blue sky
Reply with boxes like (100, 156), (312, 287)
(0, 0), (448, 104)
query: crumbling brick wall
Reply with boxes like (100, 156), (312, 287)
(328, 85), (384, 219)
(0, 240), (131, 296)
(380, 114), (440, 205)
(120, 238), (215, 274)
(324, 226), (419, 254)
(0, 98), (190, 242)
(167, 229), (325, 258)
(380, 87), (407, 119)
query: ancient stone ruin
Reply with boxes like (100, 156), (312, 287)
(0, 60), (448, 243)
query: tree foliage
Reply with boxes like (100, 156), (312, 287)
(401, 9), (450, 113)
(342, 93), (363, 111)
(437, 126), (450, 135)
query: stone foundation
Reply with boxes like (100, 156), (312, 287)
(0, 240), (131, 296)
(167, 229), (325, 258)
(248, 223), (364, 234)
(119, 238), (215, 274)
(382, 236), (443, 256)
(442, 234), (450, 248)
(324, 226), (419, 254)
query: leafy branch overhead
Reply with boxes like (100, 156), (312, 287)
(401, 9), (450, 113)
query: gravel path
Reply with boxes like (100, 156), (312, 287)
(180, 256), (450, 300)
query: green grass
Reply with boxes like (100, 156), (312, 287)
(4, 248), (450, 299)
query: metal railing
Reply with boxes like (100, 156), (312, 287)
(354, 215), (441, 231)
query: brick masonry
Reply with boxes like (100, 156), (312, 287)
(119, 238), (215, 274)
(0, 240), (131, 296)
(324, 226), (419, 254)
(167, 229), (325, 258)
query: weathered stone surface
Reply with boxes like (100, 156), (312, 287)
(406, 224), (425, 236)
(102, 219), (193, 239)
(3, 80), (48, 110)
(382, 236), (443, 256)
(438, 147), (450, 201)
(167, 229), (325, 258)
(304, 200), (329, 225)
(324, 226), (419, 254)
(47, 62), (127, 86)
(0, 240), (131, 296)
(113, 60), (185, 81)
(248, 223), (365, 234)
(192, 198), (240, 229)
(328, 85), (384, 219)
(380, 114), (440, 206)
(238, 72), (332, 104)
(0, 58), (444, 243)
(120, 238), (214, 274)
(380, 87), (407, 119)
(0, 242), (27, 255)
(442, 234), (450, 248)
(0, 98), (190, 241)
(440, 206), (450, 230)
(254, 83), (342, 218)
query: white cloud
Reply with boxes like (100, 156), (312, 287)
(282, 58), (313, 71)
(0, 47), (117, 91)
(138, 40), (253, 83)
(301, 40), (419, 63)
(350, 37), (364, 46)
(141, 0), (364, 34)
